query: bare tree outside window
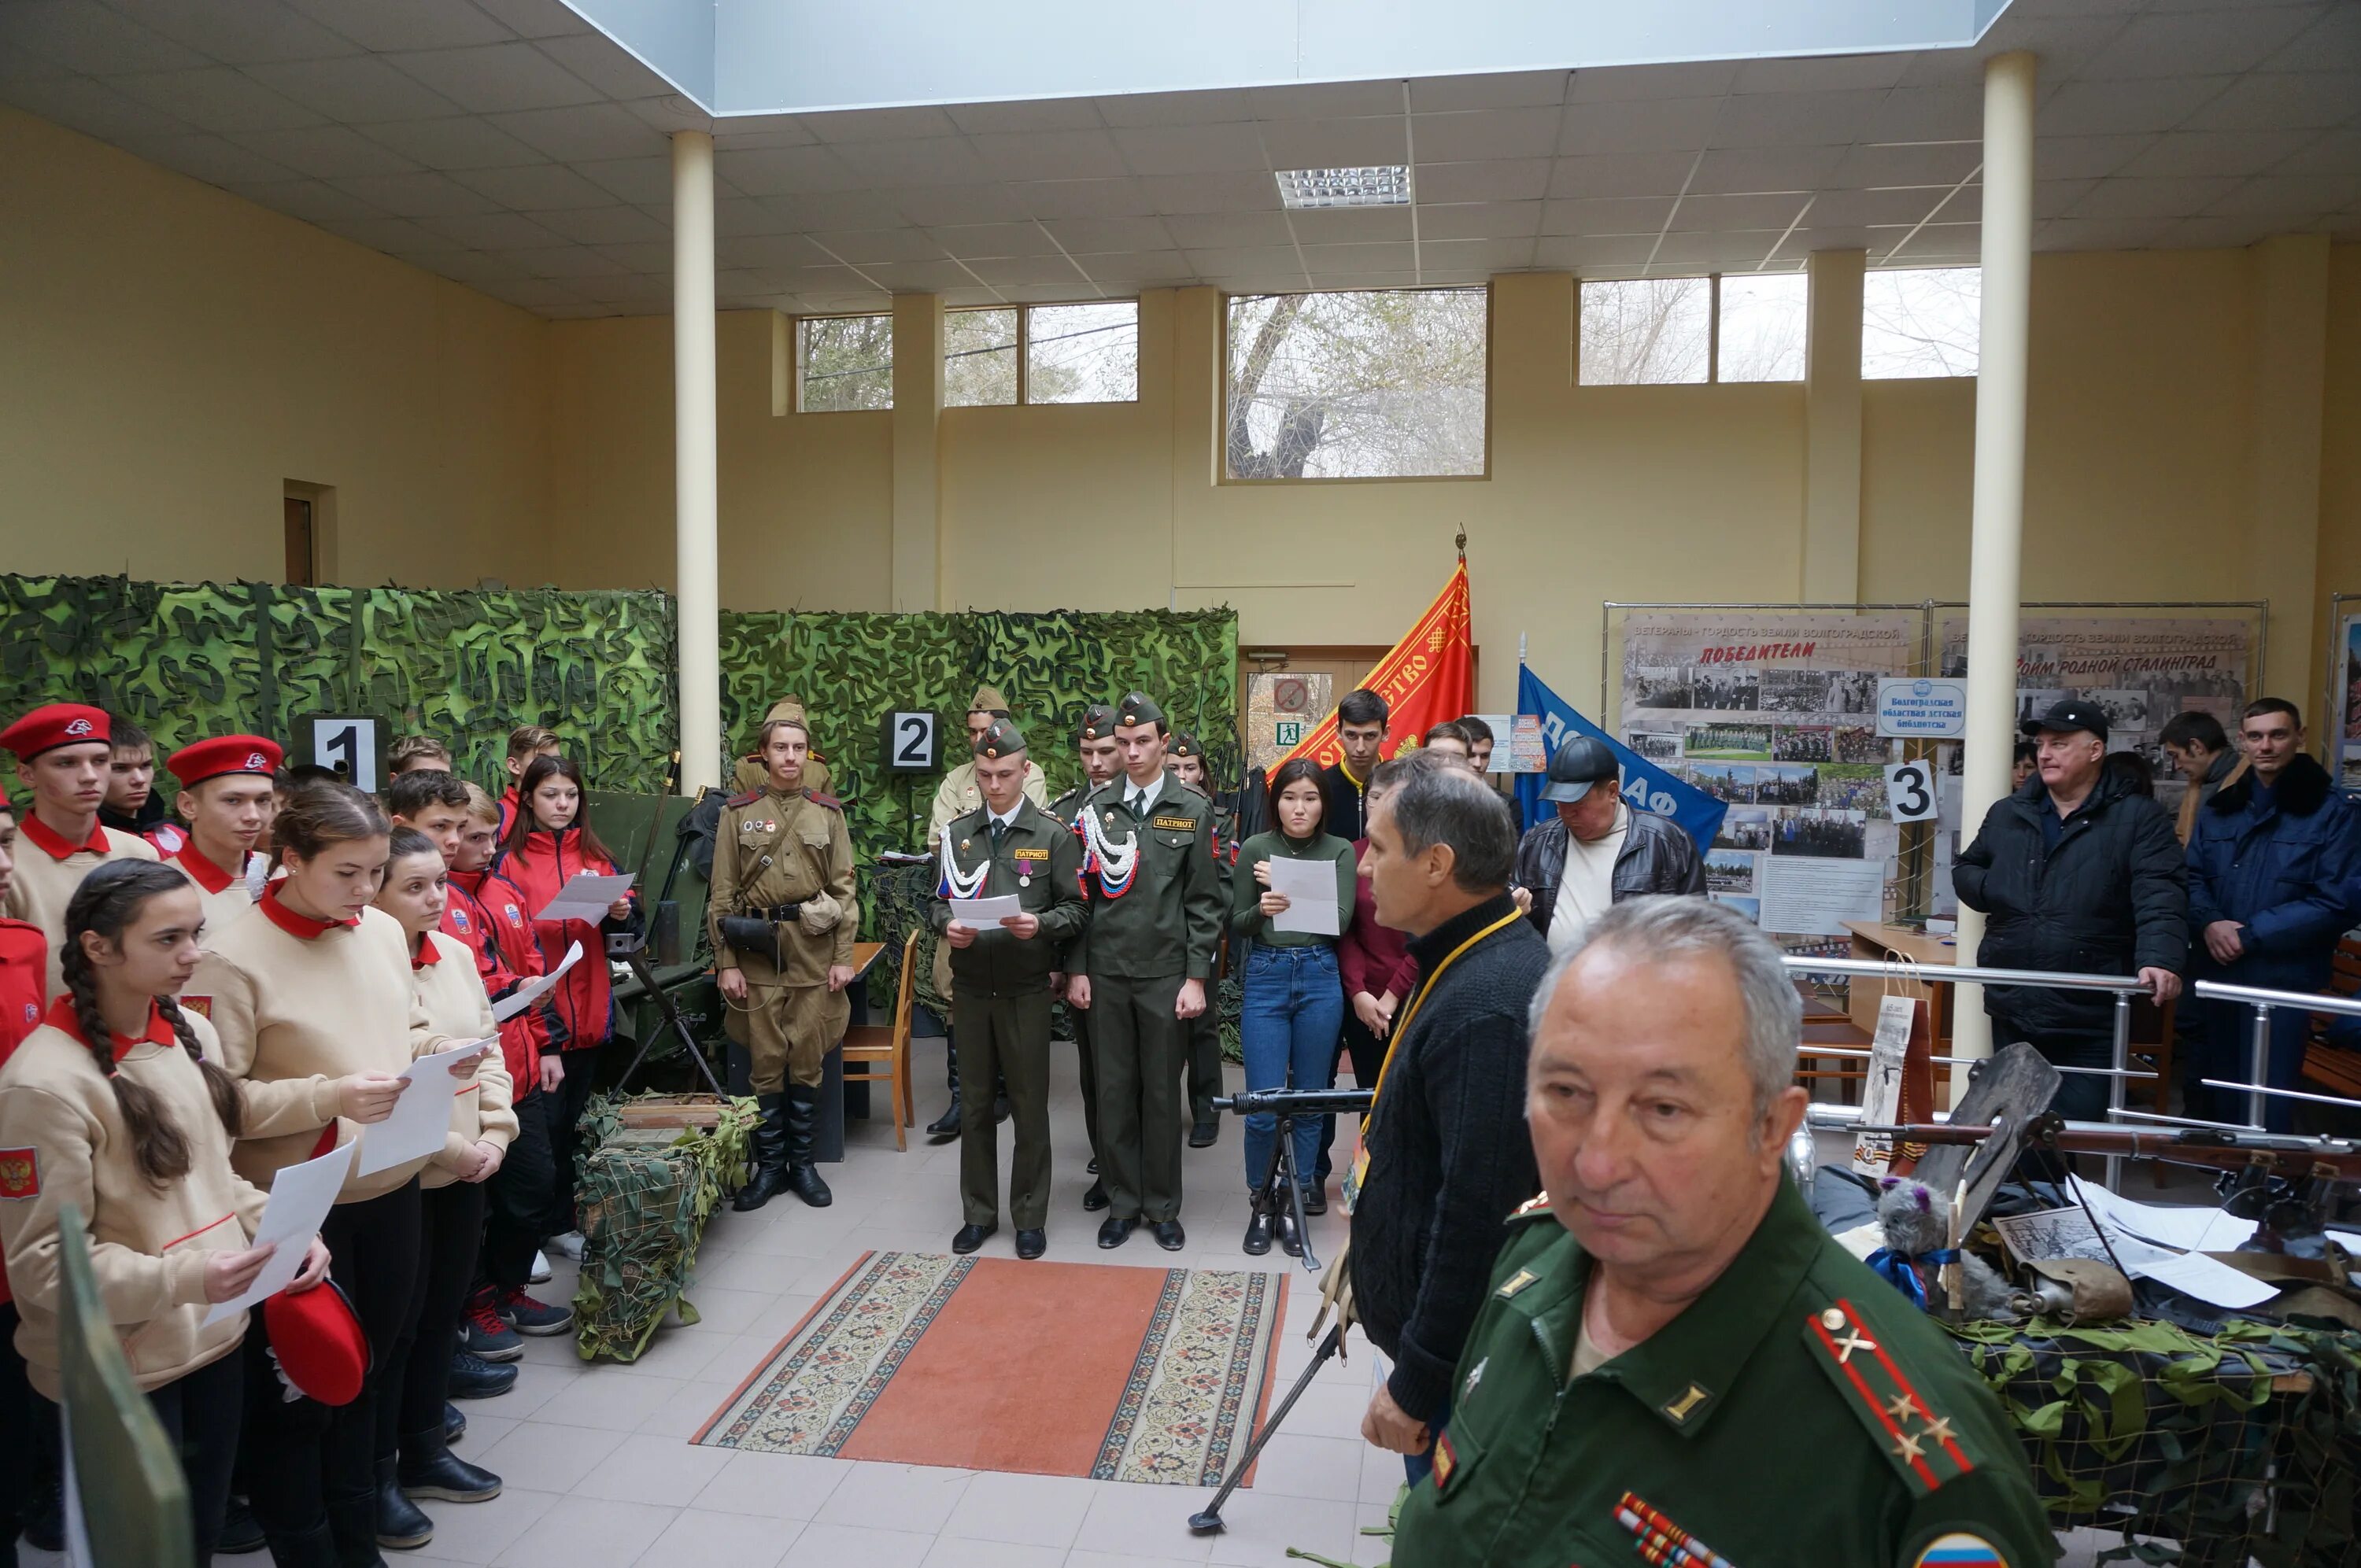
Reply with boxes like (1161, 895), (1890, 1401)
(1862, 267), (1982, 378)
(1225, 288), (1488, 479)
(1579, 279), (1709, 385)
(1716, 273), (1808, 383)
(946, 308), (1018, 407)
(800, 313), (892, 411)
(1028, 303), (1138, 404)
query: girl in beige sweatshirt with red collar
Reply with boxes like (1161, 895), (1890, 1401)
(0, 861), (332, 1563)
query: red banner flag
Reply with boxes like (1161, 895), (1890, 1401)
(1277, 562), (1475, 772)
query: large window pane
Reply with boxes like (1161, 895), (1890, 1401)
(1717, 273), (1807, 383)
(1224, 288), (1488, 480)
(945, 308), (1017, 407)
(1026, 301), (1138, 404)
(1579, 278), (1709, 386)
(799, 313), (892, 411)
(1862, 267), (1982, 378)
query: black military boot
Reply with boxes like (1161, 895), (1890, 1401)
(260, 1522), (340, 1568)
(732, 1093), (792, 1212)
(926, 1035), (963, 1141)
(328, 1484), (392, 1566)
(397, 1430), (501, 1503)
(373, 1457), (431, 1549)
(784, 1084), (834, 1208)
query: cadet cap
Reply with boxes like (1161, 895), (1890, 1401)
(1168, 732), (1203, 758)
(1116, 692), (1164, 728)
(969, 684), (1011, 718)
(168, 735), (284, 788)
(1077, 703), (1117, 743)
(974, 718), (1025, 758)
(1, 703), (111, 762)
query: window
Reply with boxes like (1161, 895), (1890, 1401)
(1862, 267), (1981, 379)
(1224, 287), (1488, 480)
(944, 301), (1139, 408)
(1578, 274), (1806, 386)
(797, 313), (892, 411)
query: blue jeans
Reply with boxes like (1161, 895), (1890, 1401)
(1240, 943), (1344, 1194)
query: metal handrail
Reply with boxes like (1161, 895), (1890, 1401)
(2191, 977), (2361, 1127)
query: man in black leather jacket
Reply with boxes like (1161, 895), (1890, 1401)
(1513, 736), (1705, 946)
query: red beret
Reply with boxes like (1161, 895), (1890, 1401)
(263, 1277), (369, 1407)
(0, 704), (110, 762)
(167, 735), (283, 788)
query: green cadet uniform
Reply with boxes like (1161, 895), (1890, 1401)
(1068, 694), (1225, 1235)
(1391, 1179), (2055, 1568)
(926, 720), (1089, 1236)
(1049, 703), (1118, 1188)
(1169, 731), (1229, 1139)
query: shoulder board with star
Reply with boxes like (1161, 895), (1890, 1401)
(725, 790), (762, 808)
(1177, 778), (1210, 800)
(1802, 1297), (1978, 1499)
(806, 791), (844, 811)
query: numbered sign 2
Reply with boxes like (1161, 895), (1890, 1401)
(879, 711), (940, 774)
(1883, 759), (1940, 824)
(301, 714), (386, 794)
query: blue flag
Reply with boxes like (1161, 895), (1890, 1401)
(1515, 666), (1727, 854)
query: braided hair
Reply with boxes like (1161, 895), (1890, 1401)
(61, 861), (243, 1186)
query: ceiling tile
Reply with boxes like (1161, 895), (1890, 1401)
(1420, 200), (1542, 239)
(962, 254), (1089, 287)
(1183, 245), (1305, 275)
(1242, 79), (1406, 119)
(2036, 215), (2167, 250)
(1110, 121), (1268, 175)
(1417, 158), (1552, 202)
(118, 130), (297, 183)
(1651, 228), (1783, 265)
(800, 105), (965, 142)
(2184, 72), (2361, 132)
(2071, 175), (2242, 220)
(452, 160), (617, 208)
(2203, 171), (2361, 216)
(1159, 209), (1292, 248)
(1731, 52), (1909, 94)
(2082, 7), (2323, 79)
(970, 127), (1130, 180)
(1413, 106), (1561, 162)
(278, 0), (513, 51)
(1138, 169), (1279, 212)
(1831, 141), (1979, 187)
(930, 220), (1060, 257)
(331, 169), (503, 216)
(1070, 249), (1190, 282)
(481, 277), (593, 310)
(1299, 239), (1417, 271)
(1258, 116), (1408, 168)
(566, 154), (676, 204)
(2155, 212), (2287, 249)
(531, 202), (668, 242)
(2274, 127), (2361, 175)
(859, 258), (979, 290)
(471, 0), (593, 38)
(489, 102), (669, 161)
(1709, 90), (1886, 149)
(2033, 179), (2097, 218)
(1568, 59), (1738, 102)
(1686, 145), (1842, 194)
(1673, 191), (1813, 230)
(398, 249), (533, 286)
(726, 145), (866, 196)
(311, 213), (442, 252)
(501, 242), (630, 278)
(944, 98), (1103, 134)
(572, 271), (674, 303)
(718, 234), (822, 268)
(242, 54), (464, 121)
(593, 240), (674, 271)
(1864, 86), (1983, 143)
(2263, 4), (2361, 70)
(1557, 97), (1719, 157)
(0, 2), (210, 75)
(762, 189), (907, 228)
(833, 136), (989, 187)
(1781, 225), (1875, 253)
(0, 75), (196, 141)
(1288, 205), (1413, 243)
(2123, 128), (2322, 179)
(1546, 153), (1694, 201)
(220, 176), (392, 226)
(109, 66), (324, 132)
(1093, 87), (1255, 127)
(415, 208), (568, 249)
(1535, 233), (1657, 267)
(386, 42), (600, 115)
(2040, 77), (2234, 137)
(711, 114), (815, 149)
(530, 33), (674, 101)
(1409, 70), (1568, 112)
(357, 114), (545, 168)
(1421, 235), (1538, 271)
(996, 281), (1114, 303)
(2034, 132), (2160, 180)
(108, 0), (360, 65)
(711, 197), (784, 236)
(1038, 216), (1173, 252)
(800, 227), (944, 263)
(229, 123), (419, 178)
(899, 183), (1045, 223)
(1539, 194), (1670, 234)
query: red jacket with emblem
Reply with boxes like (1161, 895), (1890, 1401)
(490, 828), (641, 1053)
(0, 918), (49, 1305)
(441, 877), (545, 1095)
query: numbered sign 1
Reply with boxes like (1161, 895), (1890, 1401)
(1883, 759), (1940, 824)
(879, 711), (940, 774)
(302, 715), (385, 794)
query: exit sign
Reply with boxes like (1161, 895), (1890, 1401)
(1275, 721), (1303, 746)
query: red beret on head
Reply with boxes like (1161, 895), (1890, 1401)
(0, 704), (111, 762)
(263, 1277), (369, 1407)
(167, 735), (283, 789)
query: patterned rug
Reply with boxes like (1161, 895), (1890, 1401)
(694, 1250), (1288, 1485)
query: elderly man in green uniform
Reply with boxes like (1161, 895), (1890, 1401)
(1388, 897), (2052, 1568)
(927, 719), (1088, 1260)
(711, 714), (860, 1213)
(1167, 732), (1230, 1147)
(1066, 693), (1225, 1251)
(1050, 704), (1123, 1212)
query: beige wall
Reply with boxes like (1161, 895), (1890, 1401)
(0, 106), (550, 589)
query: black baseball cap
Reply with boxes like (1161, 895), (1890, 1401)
(1541, 736), (1619, 803)
(2022, 699), (2108, 744)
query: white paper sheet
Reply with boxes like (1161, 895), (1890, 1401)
(490, 940), (583, 1023)
(2126, 1252), (2277, 1309)
(1267, 855), (1340, 936)
(352, 1041), (492, 1178)
(2060, 1176), (2275, 1308)
(2069, 1175), (2257, 1252)
(1757, 855), (1885, 936)
(201, 1142), (357, 1326)
(534, 872), (634, 924)
(949, 895), (1022, 924)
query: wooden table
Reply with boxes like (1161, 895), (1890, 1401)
(1842, 921), (1958, 1042)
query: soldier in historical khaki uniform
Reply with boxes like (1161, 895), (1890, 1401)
(710, 714), (859, 1212)
(1065, 694), (1225, 1251)
(1166, 732), (1230, 1147)
(926, 720), (1088, 1260)
(1386, 898), (2051, 1568)
(1048, 703), (1122, 1211)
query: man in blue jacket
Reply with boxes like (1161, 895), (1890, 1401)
(2185, 699), (2361, 1128)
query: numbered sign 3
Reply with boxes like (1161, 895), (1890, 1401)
(879, 710), (941, 773)
(1883, 758), (1940, 824)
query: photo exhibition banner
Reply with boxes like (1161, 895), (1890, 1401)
(2340, 613), (2360, 791)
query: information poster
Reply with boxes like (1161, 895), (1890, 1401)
(2339, 614), (2360, 791)
(1245, 672), (1332, 777)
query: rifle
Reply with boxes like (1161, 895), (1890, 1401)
(1846, 1112), (2361, 1181)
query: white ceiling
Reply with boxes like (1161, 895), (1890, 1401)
(2, 0), (2356, 319)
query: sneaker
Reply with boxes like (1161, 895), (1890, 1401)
(529, 1250), (552, 1284)
(496, 1286), (575, 1336)
(449, 1348), (517, 1400)
(460, 1286), (523, 1363)
(544, 1231), (585, 1262)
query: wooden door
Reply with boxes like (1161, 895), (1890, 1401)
(283, 497), (315, 585)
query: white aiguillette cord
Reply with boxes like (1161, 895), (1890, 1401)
(937, 832), (992, 901)
(1081, 800), (1140, 888)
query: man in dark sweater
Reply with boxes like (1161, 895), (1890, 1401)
(1317, 688), (1390, 843)
(1350, 754), (1550, 1482)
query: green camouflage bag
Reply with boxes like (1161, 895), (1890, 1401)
(571, 1094), (756, 1363)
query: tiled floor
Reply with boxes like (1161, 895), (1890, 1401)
(31, 1039), (1396, 1568)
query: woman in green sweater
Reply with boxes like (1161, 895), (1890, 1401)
(1232, 757), (1358, 1253)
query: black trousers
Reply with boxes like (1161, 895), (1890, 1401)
(0, 1304), (42, 1568)
(153, 1348), (244, 1566)
(383, 1179), (488, 1455)
(481, 1092), (553, 1293)
(244, 1180), (421, 1534)
(539, 1059), (599, 1235)
(1316, 1013), (1386, 1182)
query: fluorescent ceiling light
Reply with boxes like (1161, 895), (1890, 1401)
(1276, 166), (1410, 208)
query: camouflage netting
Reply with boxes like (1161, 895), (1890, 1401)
(571, 1093), (756, 1364)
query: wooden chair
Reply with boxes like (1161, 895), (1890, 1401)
(841, 931), (918, 1150)
(2299, 934), (2361, 1101)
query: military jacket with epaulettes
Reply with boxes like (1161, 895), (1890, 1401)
(1065, 776), (1225, 983)
(706, 785), (857, 988)
(1389, 1178), (2055, 1568)
(923, 797), (1089, 998)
